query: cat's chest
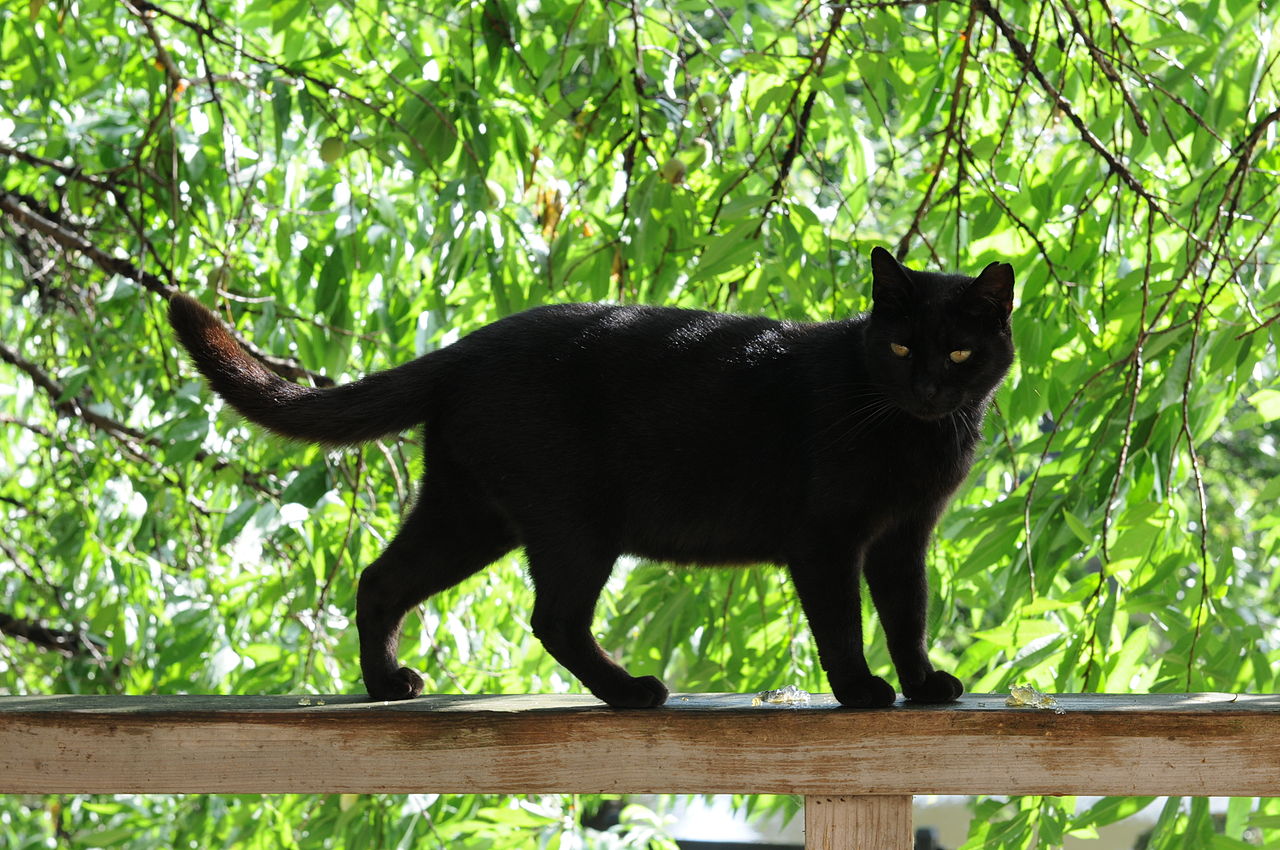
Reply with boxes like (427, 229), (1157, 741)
(878, 448), (968, 511)
(820, 418), (975, 509)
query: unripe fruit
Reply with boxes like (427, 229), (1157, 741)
(659, 156), (687, 185)
(319, 136), (345, 164)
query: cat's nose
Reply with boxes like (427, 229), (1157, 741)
(917, 382), (938, 400)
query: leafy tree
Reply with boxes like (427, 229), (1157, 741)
(2, 0), (1277, 846)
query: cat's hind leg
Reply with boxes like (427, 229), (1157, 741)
(524, 541), (668, 709)
(357, 484), (516, 701)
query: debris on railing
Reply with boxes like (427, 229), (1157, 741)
(752, 685), (812, 706)
(1006, 685), (1065, 714)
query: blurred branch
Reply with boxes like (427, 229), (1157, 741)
(0, 189), (173, 299)
(124, 0), (187, 95)
(0, 413), (53, 440)
(1, 128), (184, 296)
(0, 339), (151, 444)
(0, 142), (116, 190)
(0, 612), (106, 658)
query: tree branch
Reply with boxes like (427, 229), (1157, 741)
(1057, 0), (1148, 136)
(0, 189), (329, 386)
(0, 338), (278, 499)
(0, 612), (106, 658)
(753, 3), (849, 239)
(0, 141), (116, 189)
(0, 189), (172, 297)
(896, 3), (979, 260)
(975, 0), (1167, 216)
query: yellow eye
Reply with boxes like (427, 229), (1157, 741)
(890, 343), (910, 357)
(950, 349), (972, 363)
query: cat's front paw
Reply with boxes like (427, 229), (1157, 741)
(902, 670), (964, 704)
(832, 675), (897, 709)
(595, 675), (670, 709)
(365, 666), (425, 701)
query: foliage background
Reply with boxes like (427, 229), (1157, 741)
(2, 0), (1278, 846)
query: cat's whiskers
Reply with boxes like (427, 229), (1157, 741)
(944, 405), (982, 458)
(809, 384), (893, 412)
(808, 384), (893, 426)
(815, 396), (902, 453)
(812, 390), (894, 429)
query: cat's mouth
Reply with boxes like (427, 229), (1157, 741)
(896, 399), (960, 422)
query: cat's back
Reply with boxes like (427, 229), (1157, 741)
(438, 302), (833, 379)
(456, 302), (794, 350)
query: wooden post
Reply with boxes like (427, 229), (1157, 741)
(805, 795), (912, 850)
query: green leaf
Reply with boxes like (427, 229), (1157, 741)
(1061, 508), (1095, 546)
(271, 79), (292, 155)
(1248, 388), (1280, 422)
(315, 248), (346, 312)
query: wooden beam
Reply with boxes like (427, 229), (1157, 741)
(2, 692), (1279, 796)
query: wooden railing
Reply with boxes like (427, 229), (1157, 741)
(3, 692), (1279, 848)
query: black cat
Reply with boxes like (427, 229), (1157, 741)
(167, 246), (1014, 708)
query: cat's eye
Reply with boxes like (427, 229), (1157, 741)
(949, 349), (972, 364)
(890, 343), (910, 358)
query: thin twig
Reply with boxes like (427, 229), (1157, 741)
(975, 0), (1170, 220)
(753, 3), (850, 238)
(897, 3), (979, 259)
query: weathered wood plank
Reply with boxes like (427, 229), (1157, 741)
(2, 692), (1278, 796)
(805, 795), (912, 850)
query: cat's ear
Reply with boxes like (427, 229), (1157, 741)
(969, 261), (1015, 321)
(870, 246), (913, 306)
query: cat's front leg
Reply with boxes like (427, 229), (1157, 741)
(789, 556), (896, 709)
(863, 523), (963, 704)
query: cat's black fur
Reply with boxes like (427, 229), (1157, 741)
(167, 246), (1015, 708)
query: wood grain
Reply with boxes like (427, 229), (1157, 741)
(805, 796), (912, 850)
(2, 692), (1278, 795)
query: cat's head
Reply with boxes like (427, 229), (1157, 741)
(864, 246), (1015, 421)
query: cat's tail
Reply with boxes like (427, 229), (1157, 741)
(167, 293), (432, 446)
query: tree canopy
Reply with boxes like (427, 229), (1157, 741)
(2, 0), (1278, 846)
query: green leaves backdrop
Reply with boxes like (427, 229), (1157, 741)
(1, 0), (1277, 846)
